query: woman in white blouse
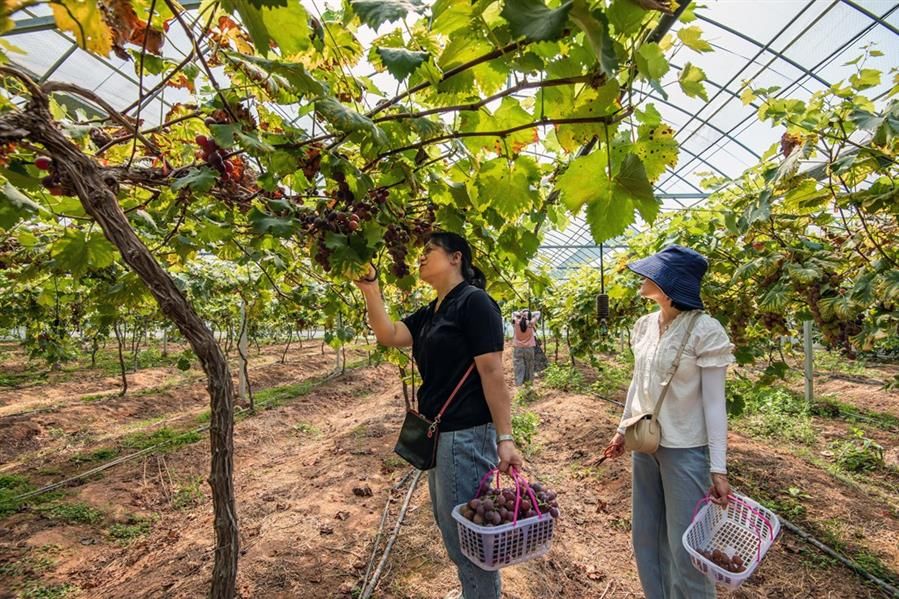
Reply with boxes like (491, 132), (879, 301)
(604, 245), (735, 599)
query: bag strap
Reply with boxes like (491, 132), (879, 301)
(651, 310), (703, 419)
(430, 363), (475, 432)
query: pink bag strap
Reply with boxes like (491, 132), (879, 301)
(427, 363), (475, 438)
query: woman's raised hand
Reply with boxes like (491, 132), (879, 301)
(352, 264), (379, 291)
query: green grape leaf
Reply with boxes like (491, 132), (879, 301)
(226, 52), (325, 97)
(315, 97), (388, 149)
(351, 0), (425, 28)
(615, 154), (655, 204)
(376, 47), (429, 81)
(635, 42), (668, 81)
(557, 150), (606, 212)
(677, 26), (712, 53)
(431, 0), (473, 35)
(678, 62), (708, 101)
(500, 0), (573, 42)
(570, 1), (617, 76)
(633, 123), (678, 180)
(0, 182), (41, 230)
(635, 103), (662, 126)
(474, 157), (539, 219)
(248, 207), (297, 237)
(52, 230), (117, 279)
(607, 0), (646, 35)
(584, 186), (634, 244)
(849, 68), (881, 91)
(173, 167), (218, 193)
(222, 0), (311, 56)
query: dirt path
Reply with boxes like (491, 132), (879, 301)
(1, 350), (897, 598)
(0, 342), (358, 471)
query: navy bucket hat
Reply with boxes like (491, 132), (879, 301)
(627, 245), (708, 310)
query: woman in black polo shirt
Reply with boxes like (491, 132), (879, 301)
(354, 231), (522, 599)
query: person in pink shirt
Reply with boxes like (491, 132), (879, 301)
(511, 309), (541, 385)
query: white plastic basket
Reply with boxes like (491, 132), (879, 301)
(452, 504), (555, 570)
(682, 492), (780, 590)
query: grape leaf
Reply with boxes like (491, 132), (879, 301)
(173, 167), (218, 193)
(0, 182), (41, 230)
(585, 186), (633, 244)
(570, 1), (617, 76)
(315, 98), (388, 149)
(474, 156), (539, 219)
(678, 62), (708, 101)
(431, 0), (473, 36)
(615, 154), (654, 204)
(607, 0), (646, 35)
(248, 207), (296, 237)
(222, 0), (311, 56)
(633, 123), (678, 180)
(635, 42), (668, 80)
(677, 26), (712, 53)
(500, 0), (573, 42)
(226, 52), (325, 97)
(52, 230), (117, 279)
(557, 150), (607, 212)
(351, 0), (425, 28)
(849, 68), (881, 91)
(51, 0), (112, 56)
(376, 47), (429, 81)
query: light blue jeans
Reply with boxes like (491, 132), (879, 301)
(428, 422), (501, 599)
(632, 445), (716, 599)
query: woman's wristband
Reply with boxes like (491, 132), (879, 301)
(497, 434), (514, 444)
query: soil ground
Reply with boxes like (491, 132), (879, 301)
(1, 342), (897, 598)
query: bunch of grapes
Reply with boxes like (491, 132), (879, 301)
(195, 135), (243, 183)
(759, 312), (788, 336)
(459, 480), (560, 527)
(780, 131), (802, 158)
(300, 143), (322, 180)
(384, 223), (411, 278)
(698, 548), (746, 573)
(35, 155), (65, 196)
(0, 142), (16, 167)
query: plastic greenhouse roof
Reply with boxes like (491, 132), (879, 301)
(3, 0), (898, 279)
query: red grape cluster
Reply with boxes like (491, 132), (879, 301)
(698, 548), (746, 573)
(296, 172), (374, 272)
(0, 142), (16, 167)
(35, 155), (65, 196)
(459, 480), (560, 527)
(195, 135), (243, 182)
(384, 223), (412, 278)
(300, 144), (322, 180)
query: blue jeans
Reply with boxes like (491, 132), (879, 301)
(428, 423), (501, 599)
(632, 446), (716, 599)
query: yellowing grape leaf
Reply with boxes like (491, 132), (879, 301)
(677, 25), (712, 53)
(52, 0), (112, 56)
(678, 62), (709, 101)
(634, 123), (678, 180)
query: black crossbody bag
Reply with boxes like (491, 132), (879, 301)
(394, 363), (475, 470)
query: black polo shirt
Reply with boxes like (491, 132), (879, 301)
(401, 282), (504, 432)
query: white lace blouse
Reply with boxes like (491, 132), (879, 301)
(617, 310), (735, 473)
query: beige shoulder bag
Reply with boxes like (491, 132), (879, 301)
(622, 310), (702, 454)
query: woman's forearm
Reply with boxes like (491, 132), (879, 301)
(477, 357), (513, 437)
(360, 287), (401, 346)
(617, 378), (638, 434)
(701, 366), (728, 474)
